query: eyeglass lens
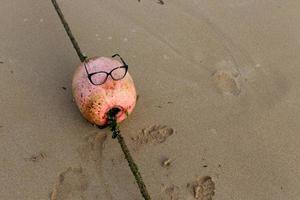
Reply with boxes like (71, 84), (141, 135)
(90, 72), (108, 85)
(111, 67), (127, 80)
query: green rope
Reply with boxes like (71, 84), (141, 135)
(51, 0), (87, 62)
(107, 109), (151, 200)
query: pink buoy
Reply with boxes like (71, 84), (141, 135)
(72, 56), (137, 126)
(51, 0), (151, 197)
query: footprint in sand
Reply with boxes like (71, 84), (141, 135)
(77, 132), (113, 200)
(187, 176), (215, 200)
(131, 125), (174, 146)
(212, 70), (241, 96)
(212, 61), (241, 96)
(160, 184), (180, 200)
(50, 167), (89, 200)
(77, 132), (107, 162)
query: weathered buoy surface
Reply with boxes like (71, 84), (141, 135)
(72, 56), (136, 126)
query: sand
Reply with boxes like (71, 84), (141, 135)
(0, 0), (300, 199)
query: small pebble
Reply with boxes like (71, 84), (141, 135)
(27, 152), (46, 162)
(161, 158), (172, 167)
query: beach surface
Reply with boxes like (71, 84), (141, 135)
(0, 0), (300, 199)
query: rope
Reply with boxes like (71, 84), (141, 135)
(51, 0), (87, 62)
(51, 1), (152, 199)
(107, 109), (151, 200)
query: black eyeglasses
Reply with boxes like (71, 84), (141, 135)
(84, 54), (128, 86)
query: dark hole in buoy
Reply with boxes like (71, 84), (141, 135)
(97, 107), (122, 129)
(107, 107), (121, 117)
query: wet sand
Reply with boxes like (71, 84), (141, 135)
(0, 0), (300, 199)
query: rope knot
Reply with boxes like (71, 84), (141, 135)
(107, 108), (121, 139)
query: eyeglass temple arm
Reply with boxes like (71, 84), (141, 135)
(112, 54), (128, 66)
(83, 61), (89, 75)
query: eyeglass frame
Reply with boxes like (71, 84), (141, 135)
(83, 54), (129, 86)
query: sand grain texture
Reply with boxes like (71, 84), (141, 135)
(0, 0), (300, 200)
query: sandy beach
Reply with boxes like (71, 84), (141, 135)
(0, 0), (300, 199)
